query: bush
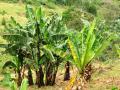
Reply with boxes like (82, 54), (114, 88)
(81, 0), (101, 15)
(1, 17), (6, 26)
(95, 18), (120, 61)
(62, 7), (94, 30)
(83, 2), (97, 15)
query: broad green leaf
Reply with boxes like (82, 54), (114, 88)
(42, 46), (56, 62)
(68, 38), (80, 68)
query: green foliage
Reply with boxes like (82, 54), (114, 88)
(51, 0), (100, 15)
(0, 0), (119, 89)
(0, 10), (7, 15)
(1, 17), (6, 25)
(91, 18), (120, 61)
(0, 54), (13, 73)
(111, 86), (119, 90)
(110, 19), (120, 36)
(0, 73), (12, 87)
(62, 8), (94, 30)
(25, 5), (69, 85)
(10, 78), (28, 90)
(115, 44), (120, 58)
(2, 56), (22, 72)
(10, 81), (17, 90)
(68, 20), (113, 73)
(0, 0), (18, 3)
(52, 0), (75, 5)
(107, 18), (120, 59)
(2, 61), (16, 69)
(83, 1), (97, 15)
(81, 0), (101, 15)
(19, 78), (28, 90)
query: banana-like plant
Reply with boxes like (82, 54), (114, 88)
(40, 45), (67, 85)
(68, 20), (113, 81)
(1, 4), (69, 87)
(25, 5), (69, 86)
(1, 16), (34, 86)
(3, 57), (23, 86)
(38, 15), (69, 85)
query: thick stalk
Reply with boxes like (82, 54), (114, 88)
(36, 66), (44, 87)
(81, 64), (92, 81)
(51, 66), (58, 85)
(17, 70), (22, 86)
(45, 62), (59, 86)
(36, 22), (44, 87)
(27, 65), (34, 85)
(17, 49), (24, 86)
(45, 63), (52, 85)
(64, 61), (70, 81)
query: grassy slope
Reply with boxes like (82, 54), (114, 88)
(89, 60), (120, 90)
(0, 1), (120, 90)
(98, 0), (120, 22)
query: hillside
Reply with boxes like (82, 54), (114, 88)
(0, 0), (120, 90)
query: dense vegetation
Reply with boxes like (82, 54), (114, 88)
(0, 0), (120, 90)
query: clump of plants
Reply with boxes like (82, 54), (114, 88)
(10, 78), (28, 90)
(0, 3), (117, 90)
(67, 20), (114, 89)
(1, 5), (69, 87)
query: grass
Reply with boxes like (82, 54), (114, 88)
(98, 0), (120, 22)
(0, 2), (27, 26)
(89, 60), (120, 90)
(0, 1), (67, 31)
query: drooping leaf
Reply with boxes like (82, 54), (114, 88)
(3, 61), (16, 69)
(41, 46), (56, 62)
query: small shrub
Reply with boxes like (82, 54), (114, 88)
(111, 86), (119, 90)
(62, 7), (94, 30)
(84, 2), (97, 15)
(1, 17), (6, 26)
(0, 73), (12, 87)
(0, 10), (7, 15)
